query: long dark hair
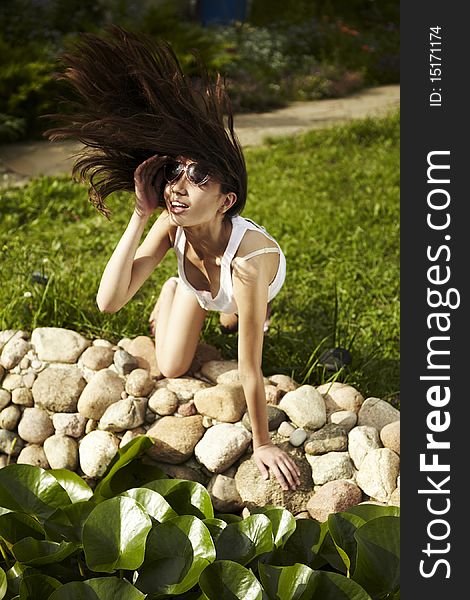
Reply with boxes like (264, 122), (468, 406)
(45, 26), (247, 219)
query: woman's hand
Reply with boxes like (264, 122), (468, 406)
(253, 442), (302, 491)
(133, 155), (170, 218)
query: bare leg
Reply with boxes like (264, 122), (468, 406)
(151, 277), (207, 378)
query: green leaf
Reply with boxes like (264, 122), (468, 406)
(18, 574), (61, 599)
(48, 577), (145, 599)
(0, 567), (6, 600)
(11, 538), (79, 566)
(203, 518), (227, 543)
(93, 436), (161, 501)
(49, 470), (93, 503)
(259, 563), (317, 600)
(83, 496), (152, 572)
(120, 488), (177, 522)
(44, 501), (96, 543)
(215, 513), (242, 524)
(136, 515), (216, 596)
(263, 519), (327, 568)
(251, 506), (296, 548)
(352, 516), (400, 599)
(144, 479), (214, 520)
(0, 465), (71, 520)
(215, 514), (274, 566)
(317, 531), (347, 573)
(345, 504), (400, 521)
(0, 512), (45, 545)
(328, 512), (365, 574)
(4, 562), (29, 598)
(199, 560), (265, 600)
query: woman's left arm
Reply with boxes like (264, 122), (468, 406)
(233, 258), (301, 491)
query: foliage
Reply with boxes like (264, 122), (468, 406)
(0, 436), (400, 599)
(0, 111), (399, 400)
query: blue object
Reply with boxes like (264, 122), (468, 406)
(200, 0), (247, 25)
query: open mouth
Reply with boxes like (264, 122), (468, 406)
(169, 200), (189, 213)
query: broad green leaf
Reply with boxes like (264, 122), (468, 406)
(328, 512), (366, 574)
(144, 479), (214, 519)
(44, 501), (96, 543)
(215, 513), (242, 524)
(317, 531), (347, 573)
(0, 512), (45, 545)
(49, 470), (93, 503)
(121, 488), (177, 522)
(0, 507), (11, 516)
(0, 567), (6, 600)
(264, 519), (327, 568)
(48, 577), (145, 599)
(259, 563), (317, 600)
(18, 574), (61, 599)
(136, 515), (216, 596)
(199, 560), (265, 600)
(12, 538), (79, 566)
(5, 562), (29, 598)
(345, 504), (400, 521)
(252, 506), (296, 548)
(216, 514), (274, 565)
(83, 496), (152, 572)
(203, 518), (227, 543)
(92, 436), (161, 501)
(307, 570), (372, 599)
(352, 516), (400, 599)
(0, 465), (71, 520)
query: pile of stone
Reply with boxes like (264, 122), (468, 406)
(0, 327), (400, 521)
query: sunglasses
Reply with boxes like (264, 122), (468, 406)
(163, 161), (212, 187)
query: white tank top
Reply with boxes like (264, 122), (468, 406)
(173, 216), (286, 312)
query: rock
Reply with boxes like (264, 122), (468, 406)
(330, 410), (357, 432)
(148, 388), (179, 415)
(389, 487), (400, 506)
(348, 426), (382, 469)
(356, 448), (400, 503)
(80, 346), (114, 370)
(242, 405), (286, 432)
(317, 382), (364, 413)
(17, 444), (50, 468)
(150, 459), (208, 484)
(189, 343), (223, 373)
(22, 371), (36, 389)
(306, 452), (354, 485)
(146, 415), (205, 463)
(0, 405), (21, 430)
(125, 368), (154, 397)
(113, 348), (139, 376)
(52, 413), (87, 438)
(0, 429), (23, 456)
(268, 374), (299, 393)
(194, 424), (252, 473)
(44, 434), (78, 470)
(19, 356), (30, 370)
(85, 419), (98, 434)
(290, 429), (308, 447)
(32, 366), (87, 413)
(357, 397), (400, 430)
(307, 480), (363, 521)
(264, 385), (283, 405)
(278, 421), (296, 438)
(0, 455), (6, 469)
(178, 401), (197, 416)
(79, 430), (119, 478)
(31, 327), (90, 363)
(234, 437), (314, 514)
(200, 360), (239, 383)
(77, 369), (125, 420)
(92, 339), (113, 348)
(145, 410), (156, 424)
(11, 387), (33, 407)
(1, 337), (31, 370)
(0, 330), (24, 352)
(166, 377), (211, 402)
(120, 427), (146, 448)
(18, 407), (54, 444)
(99, 397), (147, 432)
(304, 424), (348, 455)
(194, 384), (246, 423)
(380, 421), (400, 455)
(207, 474), (244, 512)
(0, 389), (11, 410)
(202, 416), (213, 428)
(278, 385), (326, 430)
(126, 336), (160, 377)
(2, 373), (23, 391)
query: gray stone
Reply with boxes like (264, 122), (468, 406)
(146, 415), (205, 464)
(194, 424), (252, 473)
(0, 429), (23, 456)
(194, 384), (246, 423)
(22, 371), (37, 389)
(44, 434), (78, 470)
(120, 427), (146, 448)
(77, 369), (125, 420)
(52, 413), (87, 438)
(306, 452), (354, 485)
(18, 407), (54, 444)
(207, 474), (244, 512)
(200, 360), (239, 383)
(113, 348), (139, 376)
(278, 421), (296, 438)
(125, 368), (154, 397)
(317, 382), (364, 413)
(307, 480), (363, 522)
(166, 377), (211, 402)
(380, 421), (400, 455)
(11, 387), (33, 407)
(264, 384), (284, 405)
(1, 337), (31, 370)
(31, 327), (90, 363)
(330, 410), (357, 432)
(357, 397), (400, 431)
(242, 405), (286, 432)
(2, 373), (23, 391)
(80, 346), (114, 370)
(17, 444), (50, 468)
(356, 448), (400, 503)
(85, 419), (98, 434)
(99, 397), (147, 432)
(0, 389), (11, 410)
(348, 426), (382, 469)
(79, 430), (119, 478)
(33, 366), (86, 413)
(289, 428), (308, 447)
(268, 374), (299, 393)
(0, 405), (21, 430)
(126, 336), (160, 378)
(278, 385), (326, 431)
(304, 424), (348, 455)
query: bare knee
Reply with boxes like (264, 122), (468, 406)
(157, 356), (192, 379)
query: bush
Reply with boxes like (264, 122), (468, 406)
(0, 436), (400, 599)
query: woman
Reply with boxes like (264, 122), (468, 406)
(47, 26), (300, 491)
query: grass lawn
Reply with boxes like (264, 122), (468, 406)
(0, 109), (399, 402)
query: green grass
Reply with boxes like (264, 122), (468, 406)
(0, 109), (399, 402)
